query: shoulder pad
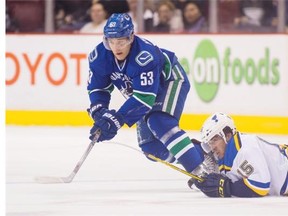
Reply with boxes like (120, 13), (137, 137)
(88, 47), (98, 63)
(135, 51), (154, 67)
(89, 43), (113, 75)
(89, 43), (107, 63)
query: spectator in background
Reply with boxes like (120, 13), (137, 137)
(6, 0), (44, 32)
(218, 0), (241, 32)
(172, 0), (190, 11)
(153, 0), (184, 33)
(126, 0), (154, 32)
(6, 7), (19, 33)
(55, 12), (82, 32)
(172, 0), (208, 14)
(234, 0), (276, 32)
(182, 1), (207, 33)
(55, 0), (90, 32)
(55, 6), (67, 30)
(80, 1), (108, 33)
(153, 0), (173, 32)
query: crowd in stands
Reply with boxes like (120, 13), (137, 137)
(6, 0), (288, 33)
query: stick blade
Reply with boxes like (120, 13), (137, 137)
(34, 176), (71, 184)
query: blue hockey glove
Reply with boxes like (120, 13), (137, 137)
(89, 109), (124, 142)
(87, 104), (109, 121)
(193, 173), (231, 197)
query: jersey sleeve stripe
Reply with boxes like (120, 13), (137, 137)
(234, 133), (242, 151)
(133, 90), (156, 97)
(132, 93), (155, 109)
(88, 83), (114, 95)
(162, 52), (172, 80)
(279, 144), (288, 158)
(162, 65), (184, 115)
(280, 172), (288, 195)
(170, 65), (184, 114)
(243, 178), (270, 196)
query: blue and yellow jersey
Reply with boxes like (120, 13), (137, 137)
(219, 132), (288, 196)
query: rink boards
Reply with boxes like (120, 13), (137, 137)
(5, 34), (288, 134)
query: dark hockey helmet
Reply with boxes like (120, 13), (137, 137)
(104, 13), (134, 39)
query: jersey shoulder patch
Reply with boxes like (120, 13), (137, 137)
(89, 43), (113, 76)
(88, 47), (98, 63)
(89, 43), (107, 63)
(135, 51), (154, 66)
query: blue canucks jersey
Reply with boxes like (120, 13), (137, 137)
(87, 36), (184, 126)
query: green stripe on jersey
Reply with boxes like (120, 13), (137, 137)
(164, 65), (183, 113)
(88, 83), (114, 95)
(169, 137), (192, 156)
(133, 91), (156, 108)
(103, 83), (114, 93)
(165, 80), (180, 113)
(162, 53), (172, 80)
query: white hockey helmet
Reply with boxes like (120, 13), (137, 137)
(200, 112), (236, 143)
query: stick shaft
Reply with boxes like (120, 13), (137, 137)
(145, 153), (203, 181)
(63, 130), (101, 182)
(67, 142), (95, 181)
(35, 130), (100, 184)
(106, 141), (203, 182)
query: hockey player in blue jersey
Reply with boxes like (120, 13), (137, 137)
(87, 13), (209, 176)
(191, 112), (288, 197)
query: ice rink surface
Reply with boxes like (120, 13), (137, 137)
(6, 126), (288, 216)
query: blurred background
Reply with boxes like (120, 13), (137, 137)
(5, 0), (288, 33)
(5, 0), (288, 135)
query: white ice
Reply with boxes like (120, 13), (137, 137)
(6, 126), (288, 216)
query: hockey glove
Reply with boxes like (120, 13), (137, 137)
(87, 104), (109, 122)
(193, 173), (231, 197)
(90, 109), (124, 142)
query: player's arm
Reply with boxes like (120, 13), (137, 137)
(229, 179), (264, 197)
(87, 66), (121, 142)
(229, 147), (271, 197)
(192, 173), (262, 198)
(194, 146), (270, 197)
(87, 45), (115, 118)
(87, 69), (114, 116)
(117, 69), (160, 127)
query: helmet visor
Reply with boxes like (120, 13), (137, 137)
(106, 36), (133, 49)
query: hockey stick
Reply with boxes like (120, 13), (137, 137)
(145, 153), (203, 182)
(34, 130), (101, 184)
(105, 141), (203, 182)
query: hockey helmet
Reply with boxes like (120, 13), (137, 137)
(200, 112), (236, 144)
(104, 13), (134, 39)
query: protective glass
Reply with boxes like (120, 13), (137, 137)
(106, 37), (132, 48)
